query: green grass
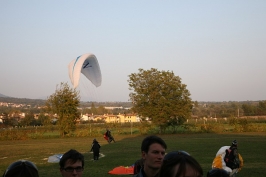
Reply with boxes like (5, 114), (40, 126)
(0, 133), (266, 177)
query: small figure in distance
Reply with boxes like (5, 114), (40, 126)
(207, 168), (229, 177)
(59, 149), (84, 177)
(90, 138), (101, 161)
(105, 128), (116, 143)
(159, 150), (203, 177)
(133, 135), (167, 177)
(2, 160), (39, 177)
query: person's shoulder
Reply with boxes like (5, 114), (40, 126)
(133, 168), (145, 177)
(133, 174), (141, 177)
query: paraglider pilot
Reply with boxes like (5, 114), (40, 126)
(211, 140), (243, 177)
(224, 140), (242, 176)
(104, 128), (115, 143)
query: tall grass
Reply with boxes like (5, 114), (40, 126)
(0, 133), (266, 177)
(1, 120), (265, 141)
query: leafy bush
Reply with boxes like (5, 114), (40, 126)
(199, 123), (225, 133)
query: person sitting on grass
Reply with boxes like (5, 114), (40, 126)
(90, 138), (101, 161)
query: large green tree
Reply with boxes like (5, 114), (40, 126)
(128, 68), (193, 132)
(46, 82), (80, 137)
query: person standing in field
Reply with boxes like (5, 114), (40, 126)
(133, 135), (167, 177)
(91, 138), (101, 161)
(59, 149), (84, 177)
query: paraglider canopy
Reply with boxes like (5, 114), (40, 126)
(68, 53), (102, 88)
(108, 166), (134, 175)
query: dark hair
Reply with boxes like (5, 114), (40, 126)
(231, 140), (237, 149)
(207, 168), (229, 177)
(159, 151), (203, 177)
(3, 160), (39, 177)
(141, 135), (167, 153)
(59, 149), (84, 168)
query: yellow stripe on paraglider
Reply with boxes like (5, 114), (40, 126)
(212, 154), (223, 169)
(238, 153), (244, 171)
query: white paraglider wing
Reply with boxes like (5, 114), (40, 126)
(68, 53), (102, 88)
(68, 59), (75, 86)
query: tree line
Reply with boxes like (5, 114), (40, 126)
(192, 100), (266, 118)
(1, 68), (266, 136)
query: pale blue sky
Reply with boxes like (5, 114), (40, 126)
(1, 1), (266, 102)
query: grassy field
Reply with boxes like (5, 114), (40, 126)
(0, 133), (265, 177)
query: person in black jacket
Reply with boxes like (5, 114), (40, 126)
(90, 139), (101, 161)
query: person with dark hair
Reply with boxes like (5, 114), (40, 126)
(90, 138), (101, 161)
(159, 151), (203, 177)
(2, 160), (39, 177)
(133, 135), (167, 177)
(207, 168), (229, 177)
(59, 149), (84, 177)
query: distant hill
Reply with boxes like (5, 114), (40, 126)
(0, 95), (132, 108)
(0, 96), (46, 106)
(0, 93), (9, 98)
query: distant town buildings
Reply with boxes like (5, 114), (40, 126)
(0, 101), (139, 124)
(79, 113), (140, 123)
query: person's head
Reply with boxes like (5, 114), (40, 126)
(230, 140), (237, 148)
(3, 160), (39, 177)
(141, 135), (167, 153)
(59, 149), (84, 177)
(159, 151), (203, 177)
(141, 135), (167, 171)
(207, 168), (229, 177)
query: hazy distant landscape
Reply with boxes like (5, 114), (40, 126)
(0, 93), (8, 98)
(1, 92), (265, 107)
(0, 93), (132, 107)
